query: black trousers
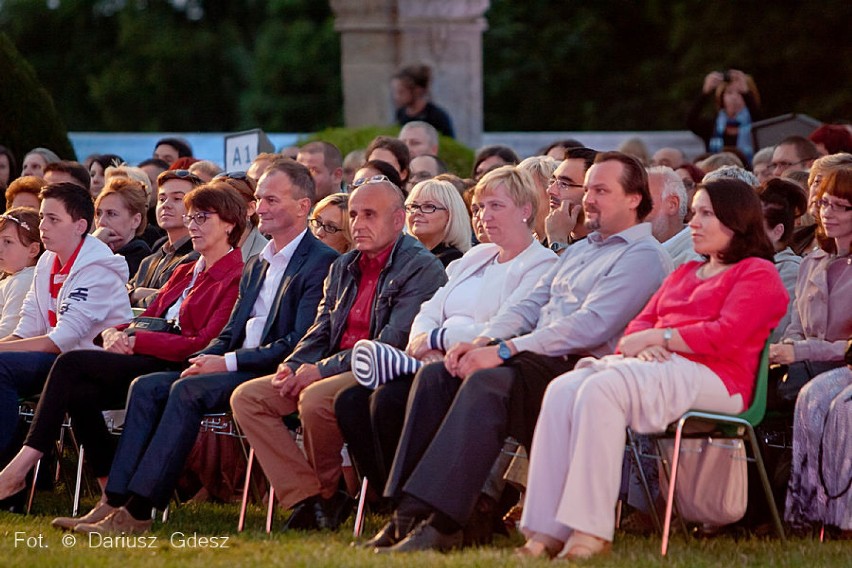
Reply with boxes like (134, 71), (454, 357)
(385, 352), (578, 525)
(334, 375), (414, 492)
(25, 350), (180, 476)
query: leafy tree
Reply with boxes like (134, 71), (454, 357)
(0, 33), (75, 166)
(240, 0), (342, 131)
(483, 0), (852, 131)
(0, 0), (340, 133)
(1, 1), (848, 136)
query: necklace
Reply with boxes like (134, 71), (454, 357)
(697, 262), (731, 279)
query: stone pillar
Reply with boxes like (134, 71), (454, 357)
(330, 0), (489, 148)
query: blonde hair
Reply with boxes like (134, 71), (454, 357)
(96, 177), (149, 236)
(518, 156), (558, 230)
(473, 165), (540, 229)
(518, 156), (559, 191)
(808, 152), (852, 188)
(406, 179), (471, 253)
(105, 165), (154, 204)
(189, 160), (224, 181)
(313, 192), (353, 252)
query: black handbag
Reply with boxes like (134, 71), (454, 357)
(125, 316), (181, 336)
(775, 360), (844, 404)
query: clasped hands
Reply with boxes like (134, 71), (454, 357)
(618, 329), (672, 362)
(444, 338), (504, 379)
(271, 362), (322, 398)
(181, 354), (227, 377)
(102, 327), (135, 354)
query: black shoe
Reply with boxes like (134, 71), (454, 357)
(377, 520), (462, 553)
(282, 497), (332, 532)
(326, 490), (356, 530)
(355, 510), (420, 549)
(355, 520), (397, 549)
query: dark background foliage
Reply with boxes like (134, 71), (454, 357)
(1, 0), (850, 136)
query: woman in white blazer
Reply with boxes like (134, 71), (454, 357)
(336, 165), (558, 494)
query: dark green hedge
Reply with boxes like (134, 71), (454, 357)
(300, 126), (474, 179)
(0, 33), (75, 171)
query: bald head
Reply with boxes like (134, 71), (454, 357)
(651, 148), (685, 169)
(348, 181), (405, 258)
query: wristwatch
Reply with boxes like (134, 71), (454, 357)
(549, 241), (569, 253)
(663, 328), (673, 350)
(497, 340), (513, 361)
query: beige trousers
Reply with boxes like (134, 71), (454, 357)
(520, 354), (742, 542)
(230, 371), (356, 510)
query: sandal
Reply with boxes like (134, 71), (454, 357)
(557, 531), (612, 560)
(514, 536), (560, 559)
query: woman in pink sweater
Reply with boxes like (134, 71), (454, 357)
(517, 178), (788, 560)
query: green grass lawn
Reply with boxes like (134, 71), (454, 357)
(0, 493), (845, 567)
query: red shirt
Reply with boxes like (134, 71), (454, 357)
(624, 258), (787, 404)
(48, 238), (85, 327)
(339, 244), (394, 350)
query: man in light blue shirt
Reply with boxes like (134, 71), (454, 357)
(370, 151), (673, 553)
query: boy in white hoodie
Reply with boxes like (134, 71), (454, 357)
(0, 182), (131, 461)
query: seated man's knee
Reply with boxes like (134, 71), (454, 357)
(127, 372), (162, 399)
(230, 376), (266, 415)
(297, 383), (326, 423)
(459, 368), (502, 397)
(170, 376), (203, 406)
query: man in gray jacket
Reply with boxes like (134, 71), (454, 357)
(231, 176), (447, 531)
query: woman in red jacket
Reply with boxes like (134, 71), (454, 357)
(517, 179), (788, 560)
(0, 182), (245, 500)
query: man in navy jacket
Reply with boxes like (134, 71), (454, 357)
(67, 160), (338, 534)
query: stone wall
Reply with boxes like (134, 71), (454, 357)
(330, 0), (489, 147)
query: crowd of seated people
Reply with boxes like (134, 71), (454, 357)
(0, 110), (849, 556)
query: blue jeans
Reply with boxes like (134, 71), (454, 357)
(0, 351), (60, 460)
(105, 370), (256, 508)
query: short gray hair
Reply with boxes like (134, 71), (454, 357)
(399, 121), (439, 149)
(648, 166), (688, 220)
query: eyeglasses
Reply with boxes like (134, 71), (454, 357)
(214, 171), (250, 181)
(182, 212), (214, 226)
(405, 203), (447, 215)
(548, 177), (585, 192)
(351, 175), (391, 189)
(770, 159), (807, 171)
(309, 218), (342, 234)
(817, 197), (852, 212)
(0, 214), (32, 232)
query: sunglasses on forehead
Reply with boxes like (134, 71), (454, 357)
(158, 169), (203, 186)
(214, 171), (250, 181)
(351, 174), (392, 189)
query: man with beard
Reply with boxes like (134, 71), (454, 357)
(366, 152), (672, 552)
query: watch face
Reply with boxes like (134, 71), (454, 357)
(498, 342), (512, 360)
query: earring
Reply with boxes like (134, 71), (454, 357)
(522, 218), (527, 223)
